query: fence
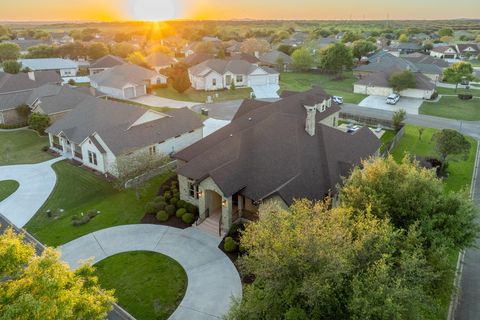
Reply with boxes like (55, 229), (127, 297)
(124, 160), (177, 189)
(380, 125), (406, 157)
(339, 112), (396, 130)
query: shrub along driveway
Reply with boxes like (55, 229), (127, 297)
(60, 224), (242, 320)
(0, 157), (63, 227)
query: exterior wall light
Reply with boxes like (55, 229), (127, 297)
(198, 190), (203, 198)
(222, 199), (227, 207)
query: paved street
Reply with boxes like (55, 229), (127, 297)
(0, 157), (63, 227)
(60, 224), (242, 320)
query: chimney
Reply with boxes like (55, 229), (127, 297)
(27, 71), (35, 81)
(254, 51), (260, 58)
(304, 105), (317, 136)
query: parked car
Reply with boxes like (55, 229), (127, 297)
(386, 93), (400, 105)
(333, 96), (343, 104)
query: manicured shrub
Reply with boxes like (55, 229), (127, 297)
(41, 146), (49, 152)
(72, 209), (100, 226)
(160, 185), (170, 194)
(228, 223), (246, 237)
(169, 197), (179, 206)
(157, 201), (167, 211)
(182, 213), (195, 224)
(156, 210), (169, 222)
(165, 204), (176, 217)
(163, 191), (172, 200)
(145, 202), (159, 214)
(223, 237), (238, 253)
(154, 196), (165, 203)
(176, 200), (187, 209)
(186, 203), (198, 215)
(176, 208), (187, 218)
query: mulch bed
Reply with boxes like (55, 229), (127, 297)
(141, 213), (192, 229)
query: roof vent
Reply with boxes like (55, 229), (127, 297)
(230, 134), (233, 137)
(248, 117), (252, 121)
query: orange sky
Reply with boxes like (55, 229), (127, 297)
(0, 0), (478, 21)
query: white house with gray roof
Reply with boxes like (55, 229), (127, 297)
(46, 97), (203, 176)
(20, 58), (79, 77)
(188, 59), (279, 91)
(90, 64), (167, 99)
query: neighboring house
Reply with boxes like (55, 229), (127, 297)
(50, 32), (74, 44)
(228, 53), (259, 64)
(173, 87), (380, 233)
(455, 44), (479, 59)
(7, 39), (52, 54)
(89, 55), (125, 76)
(20, 58), (79, 77)
(430, 46), (458, 59)
(353, 67), (436, 99)
(146, 52), (176, 72)
(188, 59), (279, 91)
(46, 97), (203, 176)
(355, 51), (444, 81)
(258, 51), (292, 71)
(182, 53), (215, 66)
(225, 40), (242, 54)
(386, 42), (424, 56)
(0, 71), (62, 125)
(281, 32), (308, 47)
(202, 36), (221, 43)
(90, 64), (167, 99)
(28, 84), (95, 122)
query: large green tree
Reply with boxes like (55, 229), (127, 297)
(28, 113), (50, 135)
(24, 44), (58, 59)
(432, 129), (471, 169)
(87, 42), (109, 60)
(2, 60), (21, 74)
(443, 61), (475, 85)
(351, 39), (377, 60)
(438, 28), (454, 37)
(290, 47), (314, 72)
(169, 62), (191, 93)
(389, 70), (417, 92)
(318, 43), (353, 76)
(0, 42), (20, 62)
(0, 228), (115, 319)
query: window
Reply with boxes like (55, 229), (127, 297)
(88, 151), (98, 166)
(188, 179), (199, 199)
(236, 75), (243, 83)
(212, 78), (217, 86)
(149, 145), (156, 155)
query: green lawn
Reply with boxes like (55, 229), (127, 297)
(391, 125), (477, 192)
(279, 72), (367, 104)
(436, 87), (480, 97)
(95, 251), (187, 320)
(0, 130), (52, 165)
(155, 85), (252, 103)
(0, 180), (19, 202)
(420, 96), (480, 121)
(379, 130), (396, 153)
(25, 161), (174, 246)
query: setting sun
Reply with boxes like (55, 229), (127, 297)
(128, 0), (179, 21)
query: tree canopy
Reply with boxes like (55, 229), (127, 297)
(432, 129), (471, 167)
(318, 43), (353, 75)
(351, 39), (377, 60)
(389, 70), (417, 92)
(443, 61), (475, 84)
(2, 60), (22, 74)
(0, 42), (20, 62)
(290, 47), (314, 72)
(87, 42), (109, 60)
(240, 38), (270, 56)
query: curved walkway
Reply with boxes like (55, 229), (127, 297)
(59, 224), (242, 320)
(0, 157), (63, 227)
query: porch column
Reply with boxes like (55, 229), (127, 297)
(221, 196), (233, 233)
(198, 187), (208, 219)
(238, 195), (244, 218)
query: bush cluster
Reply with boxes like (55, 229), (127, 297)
(72, 210), (99, 226)
(223, 237), (238, 253)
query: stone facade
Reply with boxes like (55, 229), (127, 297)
(0, 109), (26, 125)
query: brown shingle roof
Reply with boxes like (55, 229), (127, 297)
(90, 55), (125, 69)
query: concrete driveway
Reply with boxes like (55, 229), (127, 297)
(129, 95), (200, 109)
(192, 100), (244, 121)
(0, 157), (63, 227)
(60, 224), (242, 320)
(358, 95), (423, 115)
(251, 84), (280, 99)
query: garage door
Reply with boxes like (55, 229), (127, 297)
(249, 76), (268, 86)
(124, 87), (135, 99)
(135, 85), (146, 97)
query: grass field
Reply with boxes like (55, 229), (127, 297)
(0, 180), (19, 202)
(0, 130), (52, 165)
(420, 96), (480, 121)
(25, 161), (174, 246)
(391, 125), (477, 192)
(95, 251), (187, 320)
(436, 87), (480, 97)
(279, 72), (367, 104)
(155, 85), (252, 103)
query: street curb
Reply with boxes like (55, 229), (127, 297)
(447, 139), (480, 320)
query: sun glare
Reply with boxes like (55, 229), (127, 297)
(128, 0), (178, 21)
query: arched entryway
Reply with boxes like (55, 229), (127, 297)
(205, 189), (222, 222)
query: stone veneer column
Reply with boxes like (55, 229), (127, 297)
(221, 196), (233, 232)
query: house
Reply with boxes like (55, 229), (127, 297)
(46, 97), (203, 176)
(89, 55), (125, 76)
(455, 44), (479, 59)
(430, 45), (458, 59)
(281, 32), (308, 47)
(28, 84), (95, 122)
(386, 42), (424, 56)
(173, 87), (381, 233)
(0, 71), (62, 125)
(20, 58), (79, 77)
(90, 64), (167, 99)
(258, 51), (292, 71)
(146, 52), (176, 72)
(50, 32), (74, 44)
(353, 67), (436, 99)
(182, 53), (215, 66)
(228, 53), (259, 64)
(188, 59), (279, 91)
(225, 40), (242, 55)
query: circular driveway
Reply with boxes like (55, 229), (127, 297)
(0, 157), (63, 228)
(59, 224), (242, 320)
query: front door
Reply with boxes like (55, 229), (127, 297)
(225, 75), (232, 85)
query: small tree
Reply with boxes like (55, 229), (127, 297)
(398, 34), (409, 43)
(418, 127), (425, 141)
(68, 79), (76, 86)
(169, 63), (191, 93)
(0, 228), (115, 319)
(0, 42), (20, 62)
(2, 60), (21, 74)
(230, 81), (236, 90)
(15, 104), (31, 120)
(432, 129), (471, 170)
(351, 39), (376, 60)
(392, 109), (406, 132)
(126, 51), (148, 68)
(291, 47), (314, 72)
(216, 47), (226, 59)
(319, 43), (353, 77)
(389, 70), (416, 92)
(438, 28), (454, 37)
(443, 62), (475, 89)
(28, 112), (50, 135)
